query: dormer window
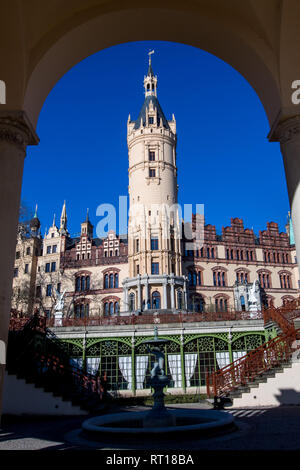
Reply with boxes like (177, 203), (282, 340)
(149, 116), (154, 125)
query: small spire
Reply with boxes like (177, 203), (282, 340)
(34, 204), (38, 218)
(86, 208), (89, 222)
(52, 213), (56, 227)
(60, 200), (68, 235)
(147, 49), (155, 77)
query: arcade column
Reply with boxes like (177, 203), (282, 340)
(270, 116), (300, 275)
(0, 111), (38, 421)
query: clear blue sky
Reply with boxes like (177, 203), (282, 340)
(21, 40), (290, 238)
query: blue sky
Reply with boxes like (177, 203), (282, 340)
(21, 40), (290, 238)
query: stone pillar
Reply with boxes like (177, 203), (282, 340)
(145, 276), (150, 310)
(0, 111), (39, 421)
(183, 277), (188, 311)
(170, 278), (175, 310)
(270, 116), (300, 274)
(123, 282), (128, 312)
(163, 280), (168, 309)
(137, 276), (142, 311)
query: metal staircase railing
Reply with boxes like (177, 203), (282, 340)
(7, 314), (104, 411)
(206, 297), (300, 399)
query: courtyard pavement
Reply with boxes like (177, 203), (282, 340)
(0, 403), (300, 451)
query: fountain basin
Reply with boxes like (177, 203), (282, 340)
(82, 409), (236, 439)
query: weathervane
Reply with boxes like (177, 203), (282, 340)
(148, 49), (155, 65)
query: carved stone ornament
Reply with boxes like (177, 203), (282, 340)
(0, 111), (39, 151)
(269, 115), (300, 144)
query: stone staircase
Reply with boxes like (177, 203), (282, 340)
(207, 298), (300, 408)
(229, 356), (300, 408)
(5, 315), (105, 415)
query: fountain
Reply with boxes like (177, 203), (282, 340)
(81, 326), (236, 441)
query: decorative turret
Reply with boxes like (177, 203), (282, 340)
(30, 204), (41, 236)
(144, 50), (157, 98)
(81, 208), (93, 239)
(59, 200), (69, 236)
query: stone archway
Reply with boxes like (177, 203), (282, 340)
(1, 0), (300, 418)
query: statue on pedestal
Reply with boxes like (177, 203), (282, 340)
(54, 289), (66, 312)
(54, 289), (66, 326)
(248, 280), (259, 313)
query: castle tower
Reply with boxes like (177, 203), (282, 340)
(123, 53), (187, 313)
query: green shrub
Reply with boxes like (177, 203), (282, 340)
(112, 393), (207, 407)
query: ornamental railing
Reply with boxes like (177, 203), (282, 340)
(263, 297), (300, 334)
(46, 309), (263, 328)
(7, 314), (103, 405)
(206, 297), (300, 398)
(9, 311), (47, 332)
(206, 327), (300, 398)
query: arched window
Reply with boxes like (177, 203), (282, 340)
(114, 273), (119, 288)
(192, 295), (205, 312)
(109, 273), (114, 288)
(193, 272), (197, 286)
(114, 302), (120, 314)
(129, 292), (135, 312)
(104, 302), (109, 315)
(75, 304), (80, 318)
(177, 290), (183, 310)
(188, 272), (193, 286)
(109, 302), (114, 315)
(104, 274), (109, 289)
(198, 271), (202, 286)
(85, 303), (89, 317)
(74, 302), (89, 319)
(240, 295), (245, 311)
(75, 275), (90, 292)
(152, 291), (161, 309)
